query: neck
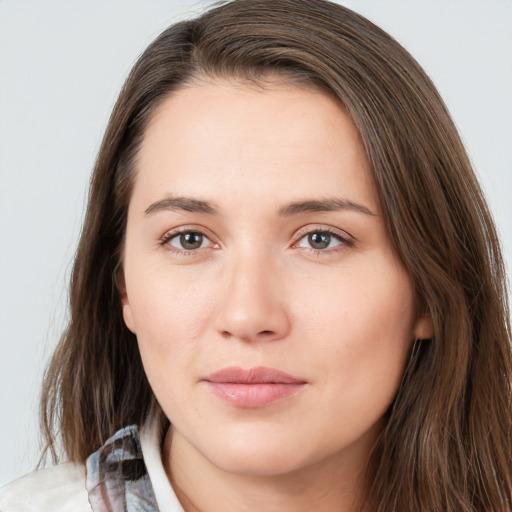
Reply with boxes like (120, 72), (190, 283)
(163, 427), (372, 512)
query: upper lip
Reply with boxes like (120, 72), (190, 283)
(204, 366), (306, 384)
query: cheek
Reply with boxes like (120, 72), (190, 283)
(295, 257), (415, 388)
(303, 254), (414, 332)
(129, 273), (217, 423)
(125, 264), (217, 377)
(133, 263), (211, 331)
(284, 260), (415, 453)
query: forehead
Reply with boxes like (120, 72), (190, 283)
(133, 79), (378, 213)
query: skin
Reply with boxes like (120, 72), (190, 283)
(120, 79), (433, 512)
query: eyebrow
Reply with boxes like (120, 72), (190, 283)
(145, 197), (218, 215)
(279, 198), (377, 217)
(144, 195), (376, 217)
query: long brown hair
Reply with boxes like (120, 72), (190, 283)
(40, 1), (512, 509)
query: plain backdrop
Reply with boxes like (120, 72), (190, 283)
(1, 0), (511, 486)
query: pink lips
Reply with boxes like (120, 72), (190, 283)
(203, 366), (307, 408)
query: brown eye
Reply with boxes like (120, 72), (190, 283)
(165, 231), (208, 251)
(179, 232), (203, 250)
(295, 229), (350, 253)
(308, 232), (331, 250)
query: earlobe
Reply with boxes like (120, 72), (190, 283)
(117, 270), (137, 334)
(413, 314), (434, 340)
(122, 303), (137, 334)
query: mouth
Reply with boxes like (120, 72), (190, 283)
(203, 366), (308, 408)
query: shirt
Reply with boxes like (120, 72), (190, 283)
(0, 417), (184, 511)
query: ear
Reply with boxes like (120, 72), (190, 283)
(412, 313), (434, 340)
(117, 270), (137, 334)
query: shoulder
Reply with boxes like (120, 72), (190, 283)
(0, 462), (91, 512)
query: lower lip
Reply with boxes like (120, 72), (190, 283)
(206, 382), (306, 408)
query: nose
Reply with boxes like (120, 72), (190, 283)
(213, 250), (291, 343)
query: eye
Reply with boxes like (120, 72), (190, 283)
(161, 229), (214, 254)
(301, 232), (337, 250)
(294, 228), (354, 253)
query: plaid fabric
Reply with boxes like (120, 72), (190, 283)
(85, 425), (159, 512)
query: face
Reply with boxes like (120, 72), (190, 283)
(121, 79), (433, 478)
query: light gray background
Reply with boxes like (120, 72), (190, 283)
(1, 0), (511, 486)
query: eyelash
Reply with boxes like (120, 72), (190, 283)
(159, 226), (354, 257)
(159, 227), (214, 257)
(292, 226), (355, 256)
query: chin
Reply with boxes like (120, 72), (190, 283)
(212, 449), (305, 477)
(202, 430), (316, 477)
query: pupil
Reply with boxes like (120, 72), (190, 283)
(180, 232), (203, 250)
(309, 232), (330, 249)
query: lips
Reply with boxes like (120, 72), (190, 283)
(203, 366), (307, 408)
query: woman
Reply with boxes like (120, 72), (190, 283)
(1, 0), (510, 510)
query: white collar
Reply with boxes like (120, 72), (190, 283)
(139, 417), (184, 512)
